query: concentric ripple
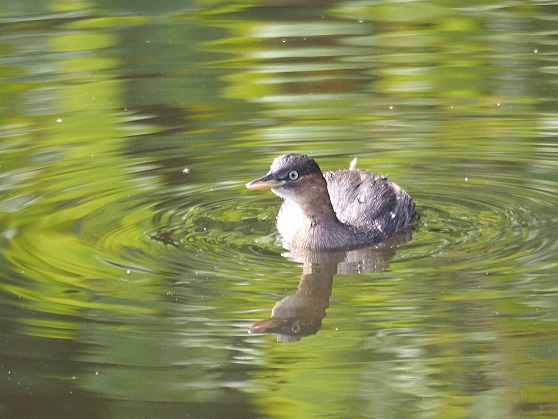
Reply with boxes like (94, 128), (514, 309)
(78, 162), (557, 287)
(400, 173), (558, 278)
(66, 183), (288, 288)
(8, 157), (555, 307)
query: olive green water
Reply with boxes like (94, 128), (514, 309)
(1, 1), (557, 418)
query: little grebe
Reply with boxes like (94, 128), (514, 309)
(246, 154), (416, 250)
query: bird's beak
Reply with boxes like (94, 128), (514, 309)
(245, 175), (285, 190)
(248, 318), (284, 333)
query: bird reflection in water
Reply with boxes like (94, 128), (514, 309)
(248, 233), (411, 342)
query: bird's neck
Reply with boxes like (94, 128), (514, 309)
(295, 195), (354, 250)
(302, 196), (338, 222)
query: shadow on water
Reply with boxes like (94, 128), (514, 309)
(249, 232), (411, 342)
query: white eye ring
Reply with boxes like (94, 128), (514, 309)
(288, 170), (299, 180)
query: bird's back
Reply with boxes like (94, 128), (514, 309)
(324, 169), (415, 239)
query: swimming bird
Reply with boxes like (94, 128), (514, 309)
(246, 154), (415, 250)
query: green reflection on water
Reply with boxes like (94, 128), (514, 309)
(0, 20), (162, 330)
(0, 0), (557, 418)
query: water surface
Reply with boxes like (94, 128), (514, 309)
(0, 1), (557, 417)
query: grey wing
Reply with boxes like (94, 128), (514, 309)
(325, 170), (415, 235)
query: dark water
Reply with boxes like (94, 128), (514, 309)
(1, 1), (557, 417)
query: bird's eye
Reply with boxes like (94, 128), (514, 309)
(288, 170), (299, 180)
